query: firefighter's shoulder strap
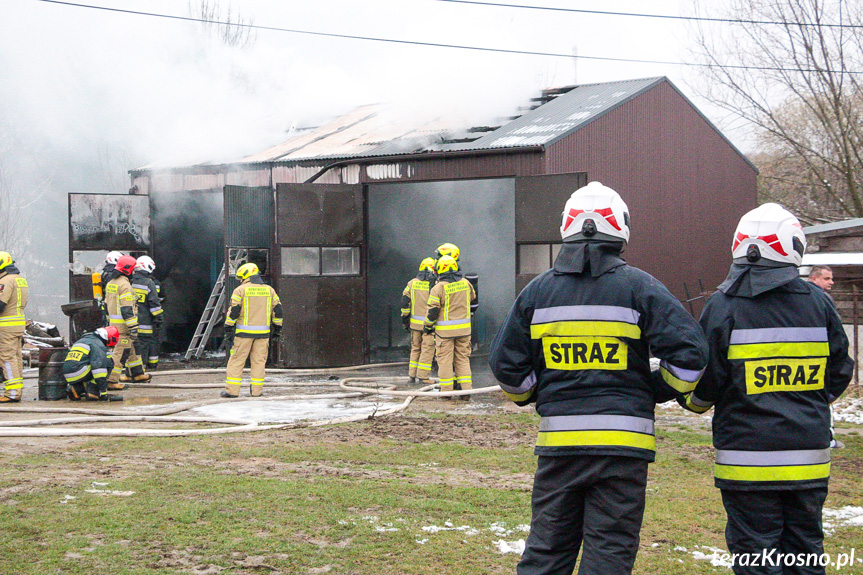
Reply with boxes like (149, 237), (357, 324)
(184, 264), (228, 360)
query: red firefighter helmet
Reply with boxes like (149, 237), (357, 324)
(96, 326), (120, 347)
(115, 255), (137, 276)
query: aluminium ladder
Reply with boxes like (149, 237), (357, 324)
(184, 264), (228, 360)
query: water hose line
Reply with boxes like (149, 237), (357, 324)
(1, 365), (501, 437)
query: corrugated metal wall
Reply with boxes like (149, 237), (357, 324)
(544, 80), (757, 303)
(224, 186), (274, 248)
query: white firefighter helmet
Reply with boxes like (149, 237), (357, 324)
(560, 181), (630, 243)
(732, 203), (806, 266)
(105, 251), (123, 265)
(136, 255), (156, 273)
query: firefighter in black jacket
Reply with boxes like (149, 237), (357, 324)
(63, 326), (123, 401)
(489, 181), (709, 575)
(681, 203), (853, 575)
(131, 256), (163, 372)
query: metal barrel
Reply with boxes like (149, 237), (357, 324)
(38, 347), (69, 401)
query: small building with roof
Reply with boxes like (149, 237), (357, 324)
(68, 76), (758, 367)
(803, 218), (863, 381)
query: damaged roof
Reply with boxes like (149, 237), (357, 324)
(238, 77), (666, 164)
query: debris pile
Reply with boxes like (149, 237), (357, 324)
(22, 320), (67, 365)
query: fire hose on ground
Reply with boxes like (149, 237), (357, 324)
(0, 364), (502, 437)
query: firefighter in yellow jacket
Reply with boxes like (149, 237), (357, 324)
(222, 263), (283, 398)
(0, 252), (28, 402)
(425, 255), (477, 395)
(401, 257), (437, 383)
(105, 255), (148, 388)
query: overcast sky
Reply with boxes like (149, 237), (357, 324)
(0, 0), (737, 324)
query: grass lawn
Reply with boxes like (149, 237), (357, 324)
(1, 409), (862, 574)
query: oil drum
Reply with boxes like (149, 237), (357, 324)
(38, 347), (69, 401)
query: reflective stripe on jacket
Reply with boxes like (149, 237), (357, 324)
(425, 277), (476, 338)
(225, 277), (283, 338)
(488, 242), (708, 462)
(689, 276), (853, 490)
(62, 333), (111, 384)
(131, 271), (163, 335)
(0, 270), (28, 332)
(402, 278), (432, 330)
(105, 275), (138, 333)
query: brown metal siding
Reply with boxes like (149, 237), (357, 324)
(274, 183), (366, 367)
(276, 183), (363, 246)
(515, 173), (588, 243)
(544, 80), (757, 299)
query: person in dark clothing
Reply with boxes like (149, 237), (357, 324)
(681, 203), (853, 575)
(63, 326), (123, 401)
(130, 256), (163, 372)
(489, 181), (709, 575)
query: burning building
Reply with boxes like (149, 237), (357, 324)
(68, 76), (757, 367)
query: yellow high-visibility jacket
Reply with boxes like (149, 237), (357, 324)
(0, 267), (28, 334)
(105, 274), (138, 334)
(425, 274), (476, 338)
(225, 276), (283, 339)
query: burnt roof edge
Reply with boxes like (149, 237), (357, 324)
(129, 144), (545, 178)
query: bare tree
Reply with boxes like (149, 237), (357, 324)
(189, 0), (257, 49)
(691, 0), (863, 222)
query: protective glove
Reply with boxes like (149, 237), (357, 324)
(423, 324), (434, 335)
(270, 325), (282, 341)
(401, 315), (411, 332)
(128, 327), (139, 341)
(224, 325), (235, 349)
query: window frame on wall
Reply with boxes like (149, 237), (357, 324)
(280, 245), (362, 277)
(517, 242), (563, 275)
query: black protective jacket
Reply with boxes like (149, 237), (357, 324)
(684, 264), (853, 490)
(131, 270), (163, 336)
(62, 332), (113, 385)
(489, 241), (709, 461)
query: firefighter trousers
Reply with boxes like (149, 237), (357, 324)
(721, 487), (829, 575)
(65, 374), (107, 400)
(138, 334), (160, 369)
(225, 337), (269, 396)
(408, 329), (435, 379)
(518, 455), (649, 575)
(108, 336), (144, 382)
(0, 329), (23, 400)
(435, 334), (471, 391)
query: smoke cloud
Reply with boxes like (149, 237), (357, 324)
(0, 0), (718, 332)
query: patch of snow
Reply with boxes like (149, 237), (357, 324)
(416, 539), (429, 545)
(495, 539), (526, 554)
(832, 398), (863, 424)
(823, 506), (863, 535)
(690, 546), (733, 568)
(674, 546), (688, 552)
(421, 523), (476, 534)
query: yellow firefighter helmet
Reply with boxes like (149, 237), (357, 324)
(436, 255), (458, 274)
(0, 252), (13, 271)
(236, 263), (259, 280)
(435, 243), (460, 261)
(419, 257), (437, 272)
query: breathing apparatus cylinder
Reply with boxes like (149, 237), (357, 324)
(91, 272), (103, 300)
